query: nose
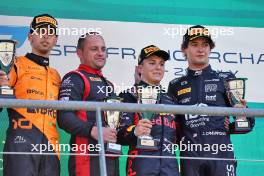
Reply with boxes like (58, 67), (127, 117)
(197, 45), (205, 52)
(155, 63), (163, 70)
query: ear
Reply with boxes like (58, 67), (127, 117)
(76, 48), (83, 63)
(28, 33), (33, 43)
(137, 64), (143, 75)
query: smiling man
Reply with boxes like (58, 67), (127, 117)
(58, 34), (119, 176)
(117, 45), (180, 176)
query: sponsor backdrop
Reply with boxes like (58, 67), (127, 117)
(0, 2), (264, 175)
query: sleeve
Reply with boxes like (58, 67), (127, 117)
(116, 91), (138, 146)
(167, 80), (178, 103)
(57, 73), (95, 137)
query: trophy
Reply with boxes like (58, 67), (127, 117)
(136, 86), (160, 150)
(0, 39), (16, 98)
(225, 78), (251, 132)
(104, 98), (122, 154)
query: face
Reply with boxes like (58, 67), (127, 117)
(28, 27), (57, 57)
(77, 35), (106, 70)
(138, 55), (165, 85)
(182, 37), (211, 70)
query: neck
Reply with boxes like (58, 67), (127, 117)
(188, 63), (209, 71)
(32, 50), (49, 58)
(141, 78), (160, 86)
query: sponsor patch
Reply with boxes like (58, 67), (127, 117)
(205, 95), (216, 101)
(127, 125), (136, 132)
(89, 77), (102, 81)
(180, 81), (188, 86)
(205, 84), (217, 92)
(179, 97), (191, 104)
(178, 87), (191, 96)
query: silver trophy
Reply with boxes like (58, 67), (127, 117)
(104, 98), (122, 154)
(136, 86), (159, 150)
(225, 78), (251, 132)
(0, 39), (16, 98)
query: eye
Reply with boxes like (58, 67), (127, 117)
(91, 47), (97, 51)
(203, 43), (209, 47)
(191, 43), (198, 47)
(101, 47), (106, 52)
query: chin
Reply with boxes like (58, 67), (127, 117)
(152, 78), (162, 84)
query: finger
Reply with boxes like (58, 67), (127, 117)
(0, 75), (8, 80)
(145, 128), (151, 135)
(142, 123), (152, 129)
(0, 70), (6, 75)
(240, 99), (247, 106)
(140, 119), (152, 125)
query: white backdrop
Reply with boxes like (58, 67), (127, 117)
(0, 15), (263, 102)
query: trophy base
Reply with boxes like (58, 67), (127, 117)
(136, 138), (158, 150)
(106, 142), (122, 154)
(0, 86), (15, 99)
(235, 121), (251, 132)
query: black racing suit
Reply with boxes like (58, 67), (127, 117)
(57, 64), (119, 176)
(117, 81), (180, 176)
(168, 65), (255, 176)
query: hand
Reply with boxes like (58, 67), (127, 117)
(134, 66), (141, 84)
(224, 117), (230, 130)
(234, 99), (247, 120)
(91, 126), (117, 143)
(234, 99), (246, 108)
(0, 70), (9, 86)
(134, 119), (152, 137)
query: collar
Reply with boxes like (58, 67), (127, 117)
(187, 65), (212, 77)
(77, 64), (103, 77)
(137, 80), (162, 89)
(26, 53), (49, 66)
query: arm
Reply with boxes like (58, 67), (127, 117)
(57, 73), (95, 138)
(220, 72), (255, 134)
(117, 91), (152, 146)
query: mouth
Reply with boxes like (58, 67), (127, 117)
(41, 41), (50, 47)
(153, 72), (161, 76)
(96, 58), (105, 62)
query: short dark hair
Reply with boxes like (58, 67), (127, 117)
(77, 32), (101, 50)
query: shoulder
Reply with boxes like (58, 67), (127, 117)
(61, 71), (85, 88)
(215, 70), (236, 80)
(169, 76), (187, 86)
(14, 56), (29, 66)
(160, 92), (175, 105)
(49, 67), (61, 81)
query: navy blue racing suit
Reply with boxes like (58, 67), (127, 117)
(117, 81), (180, 176)
(168, 65), (255, 176)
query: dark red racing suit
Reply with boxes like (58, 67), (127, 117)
(117, 81), (180, 176)
(58, 64), (119, 176)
